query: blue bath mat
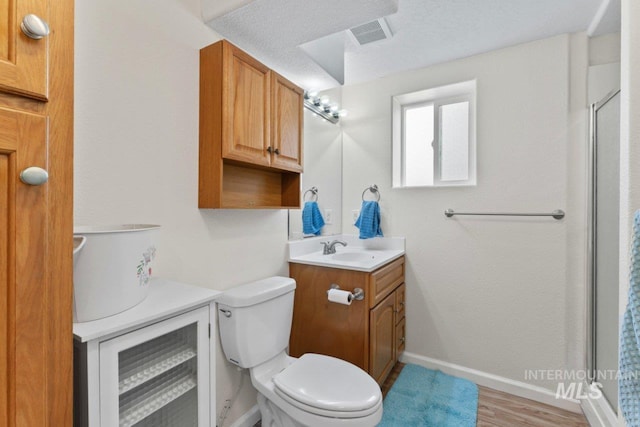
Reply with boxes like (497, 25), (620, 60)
(378, 364), (478, 427)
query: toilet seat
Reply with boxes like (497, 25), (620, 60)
(272, 354), (382, 418)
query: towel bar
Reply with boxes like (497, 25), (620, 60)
(362, 184), (381, 202)
(444, 209), (565, 220)
(303, 187), (318, 202)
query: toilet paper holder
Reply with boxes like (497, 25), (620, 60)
(328, 284), (365, 301)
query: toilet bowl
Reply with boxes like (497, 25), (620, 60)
(217, 277), (383, 427)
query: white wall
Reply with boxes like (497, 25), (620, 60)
(589, 32), (621, 65)
(588, 32), (621, 105)
(341, 34), (588, 391)
(74, 0), (287, 424)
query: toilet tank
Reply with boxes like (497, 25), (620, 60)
(217, 276), (296, 368)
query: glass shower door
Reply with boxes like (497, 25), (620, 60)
(590, 90), (620, 410)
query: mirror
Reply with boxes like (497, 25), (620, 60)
(288, 108), (342, 239)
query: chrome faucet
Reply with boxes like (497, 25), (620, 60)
(320, 240), (347, 255)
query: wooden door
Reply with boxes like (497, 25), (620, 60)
(222, 41), (271, 167)
(270, 72), (302, 172)
(0, 107), (47, 426)
(369, 292), (395, 384)
(0, 0), (49, 100)
(0, 0), (73, 425)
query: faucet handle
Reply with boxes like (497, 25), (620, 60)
(320, 241), (330, 254)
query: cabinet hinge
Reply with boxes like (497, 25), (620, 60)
(208, 323), (211, 338)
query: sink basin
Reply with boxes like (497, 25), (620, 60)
(287, 235), (406, 272)
(332, 252), (377, 262)
(289, 248), (404, 272)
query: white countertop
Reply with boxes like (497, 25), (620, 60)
(287, 234), (405, 272)
(73, 277), (220, 342)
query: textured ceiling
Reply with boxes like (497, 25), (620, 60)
(203, 0), (620, 91)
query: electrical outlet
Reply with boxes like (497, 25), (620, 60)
(324, 209), (333, 224)
(352, 210), (360, 223)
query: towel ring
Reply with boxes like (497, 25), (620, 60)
(362, 184), (381, 202)
(303, 187), (318, 202)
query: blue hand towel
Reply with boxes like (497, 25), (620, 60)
(355, 200), (383, 239)
(621, 210), (640, 425)
(302, 201), (325, 236)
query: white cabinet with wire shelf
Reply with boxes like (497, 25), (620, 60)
(73, 278), (220, 427)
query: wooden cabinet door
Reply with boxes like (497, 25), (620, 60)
(0, 0), (73, 424)
(369, 292), (396, 384)
(0, 107), (48, 426)
(396, 316), (406, 356)
(395, 283), (405, 320)
(270, 72), (302, 172)
(0, 0), (49, 100)
(289, 263), (369, 371)
(221, 42), (271, 167)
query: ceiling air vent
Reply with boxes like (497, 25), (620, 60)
(348, 18), (393, 46)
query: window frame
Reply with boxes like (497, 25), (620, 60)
(392, 80), (477, 188)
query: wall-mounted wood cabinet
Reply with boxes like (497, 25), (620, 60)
(199, 40), (303, 209)
(289, 257), (406, 385)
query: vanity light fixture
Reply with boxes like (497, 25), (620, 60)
(303, 91), (347, 124)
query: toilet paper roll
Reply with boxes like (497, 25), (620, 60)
(327, 288), (353, 305)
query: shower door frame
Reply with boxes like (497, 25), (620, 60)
(587, 88), (620, 412)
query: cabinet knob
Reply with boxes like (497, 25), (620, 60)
(400, 337), (406, 343)
(274, 148), (280, 155)
(21, 14), (50, 40)
(20, 166), (49, 186)
(266, 146), (273, 154)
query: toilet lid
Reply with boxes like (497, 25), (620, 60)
(272, 354), (381, 413)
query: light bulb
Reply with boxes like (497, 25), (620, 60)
(338, 109), (349, 117)
(320, 96), (330, 106)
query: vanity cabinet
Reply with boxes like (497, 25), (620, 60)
(289, 256), (406, 385)
(73, 279), (219, 427)
(199, 40), (303, 209)
(0, 0), (50, 100)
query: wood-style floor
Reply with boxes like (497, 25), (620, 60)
(382, 363), (590, 427)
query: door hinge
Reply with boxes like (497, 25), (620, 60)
(208, 323), (211, 338)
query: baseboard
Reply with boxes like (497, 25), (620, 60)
(228, 404), (260, 427)
(581, 389), (618, 427)
(400, 351), (582, 414)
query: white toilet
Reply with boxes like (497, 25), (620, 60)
(217, 276), (383, 427)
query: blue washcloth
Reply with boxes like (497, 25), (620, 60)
(354, 200), (383, 239)
(620, 210), (640, 426)
(302, 201), (325, 236)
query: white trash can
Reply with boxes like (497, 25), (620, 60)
(72, 224), (160, 322)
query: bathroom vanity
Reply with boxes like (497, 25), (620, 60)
(73, 278), (219, 427)
(287, 236), (406, 385)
